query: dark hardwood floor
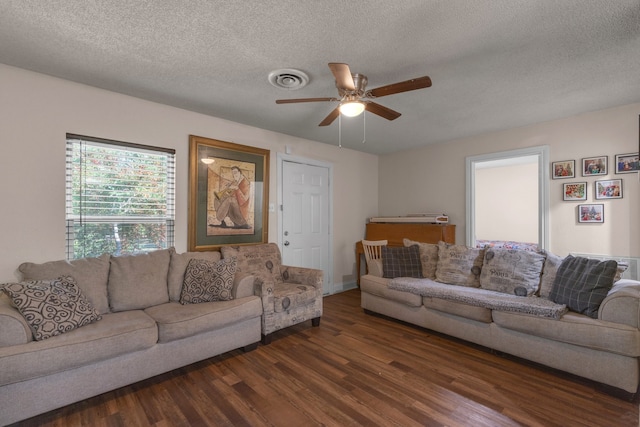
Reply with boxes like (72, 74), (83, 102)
(16, 289), (639, 427)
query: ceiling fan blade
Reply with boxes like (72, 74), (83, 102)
(368, 76), (432, 98)
(276, 97), (338, 104)
(328, 63), (355, 91)
(319, 107), (340, 126)
(365, 102), (401, 121)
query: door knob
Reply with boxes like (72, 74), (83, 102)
(284, 241), (290, 246)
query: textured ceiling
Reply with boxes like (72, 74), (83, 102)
(1, 1), (639, 154)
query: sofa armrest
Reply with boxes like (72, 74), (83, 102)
(280, 265), (323, 292)
(598, 279), (640, 328)
(232, 272), (255, 299)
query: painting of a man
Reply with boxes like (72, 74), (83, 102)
(206, 161), (255, 235)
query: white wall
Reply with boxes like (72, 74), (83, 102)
(379, 103), (640, 258)
(0, 64), (379, 289)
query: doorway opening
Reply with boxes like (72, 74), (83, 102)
(466, 146), (549, 250)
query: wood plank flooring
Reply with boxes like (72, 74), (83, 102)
(15, 289), (639, 427)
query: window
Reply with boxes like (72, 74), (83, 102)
(65, 134), (175, 259)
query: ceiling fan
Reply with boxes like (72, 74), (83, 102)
(275, 63), (432, 126)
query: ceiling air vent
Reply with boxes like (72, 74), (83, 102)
(268, 69), (309, 90)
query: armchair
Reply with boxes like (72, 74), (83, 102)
(221, 243), (323, 344)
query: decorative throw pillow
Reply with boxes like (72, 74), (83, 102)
(167, 250), (222, 301)
(539, 251), (564, 299)
(435, 242), (484, 287)
(403, 238), (438, 279)
(479, 248), (546, 296)
(549, 255), (618, 318)
(382, 245), (422, 279)
(1, 276), (102, 341)
(180, 257), (237, 304)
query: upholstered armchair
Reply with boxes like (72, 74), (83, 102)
(220, 243), (323, 344)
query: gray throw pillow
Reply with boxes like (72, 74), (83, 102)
(403, 238), (438, 279)
(549, 255), (618, 318)
(180, 257), (237, 304)
(168, 250), (222, 301)
(382, 245), (422, 279)
(435, 242), (484, 287)
(1, 276), (101, 341)
(479, 248), (546, 296)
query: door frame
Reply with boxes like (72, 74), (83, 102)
(277, 153), (334, 294)
(465, 145), (550, 250)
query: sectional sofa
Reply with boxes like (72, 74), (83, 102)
(360, 240), (640, 395)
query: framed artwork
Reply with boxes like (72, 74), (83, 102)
(615, 153), (639, 174)
(563, 182), (587, 201)
(581, 156), (607, 176)
(594, 179), (623, 200)
(578, 204), (604, 223)
(188, 135), (270, 251)
(552, 160), (575, 179)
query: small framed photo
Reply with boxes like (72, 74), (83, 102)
(582, 156), (607, 176)
(563, 182), (587, 201)
(578, 204), (604, 223)
(595, 179), (623, 199)
(552, 160), (575, 179)
(615, 153), (639, 174)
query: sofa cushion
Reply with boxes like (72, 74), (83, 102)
(221, 243), (283, 286)
(168, 250), (222, 301)
(359, 275), (422, 307)
(382, 245), (422, 279)
(1, 276), (102, 341)
(403, 238), (438, 279)
(492, 310), (640, 357)
(0, 310), (158, 387)
(180, 258), (237, 304)
(549, 255), (618, 318)
(435, 242), (484, 287)
(273, 282), (318, 313)
(0, 293), (33, 346)
(479, 248), (545, 296)
(18, 253), (111, 314)
(144, 297), (262, 343)
(108, 248), (172, 312)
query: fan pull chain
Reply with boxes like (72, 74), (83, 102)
(362, 109), (366, 144)
(338, 113), (342, 148)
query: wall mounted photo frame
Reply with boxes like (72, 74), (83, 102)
(581, 155), (607, 176)
(615, 152), (639, 174)
(563, 182), (587, 201)
(188, 135), (270, 251)
(552, 160), (575, 179)
(578, 204), (604, 223)
(594, 179), (623, 200)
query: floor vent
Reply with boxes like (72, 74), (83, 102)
(570, 253), (639, 281)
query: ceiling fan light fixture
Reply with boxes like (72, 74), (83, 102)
(339, 101), (365, 117)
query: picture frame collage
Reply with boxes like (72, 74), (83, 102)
(553, 152), (638, 224)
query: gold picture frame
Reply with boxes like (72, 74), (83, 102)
(188, 135), (269, 251)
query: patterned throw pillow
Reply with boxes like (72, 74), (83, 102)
(435, 242), (484, 287)
(479, 248), (546, 296)
(382, 245), (422, 279)
(180, 257), (237, 304)
(1, 276), (102, 341)
(549, 255), (618, 318)
(403, 238), (438, 279)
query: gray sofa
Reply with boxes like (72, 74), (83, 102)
(0, 248), (263, 425)
(360, 240), (640, 395)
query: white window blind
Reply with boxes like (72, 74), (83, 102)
(65, 134), (175, 259)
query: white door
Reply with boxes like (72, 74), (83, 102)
(281, 160), (331, 294)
